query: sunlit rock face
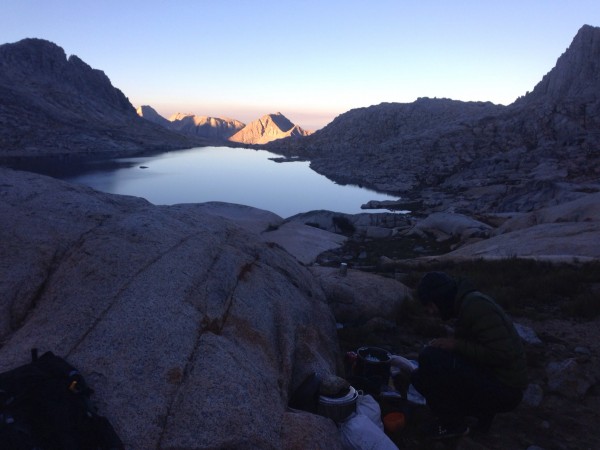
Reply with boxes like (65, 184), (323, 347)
(0, 166), (344, 449)
(0, 39), (202, 159)
(168, 113), (246, 139)
(136, 107), (246, 140)
(229, 112), (312, 144)
(267, 25), (600, 215)
(136, 105), (172, 128)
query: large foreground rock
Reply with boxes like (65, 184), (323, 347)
(0, 168), (344, 449)
(183, 202), (348, 265)
(310, 266), (410, 325)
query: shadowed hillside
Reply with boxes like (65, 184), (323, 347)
(0, 38), (204, 160)
(267, 25), (600, 215)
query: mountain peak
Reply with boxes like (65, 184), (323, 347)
(261, 112), (295, 133)
(229, 112), (311, 144)
(517, 24), (600, 104)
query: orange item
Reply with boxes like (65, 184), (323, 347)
(383, 411), (406, 433)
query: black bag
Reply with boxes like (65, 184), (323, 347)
(0, 349), (124, 450)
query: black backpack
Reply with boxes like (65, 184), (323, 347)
(0, 349), (124, 450)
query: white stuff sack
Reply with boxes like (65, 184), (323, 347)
(356, 394), (384, 430)
(390, 355), (417, 377)
(340, 413), (398, 450)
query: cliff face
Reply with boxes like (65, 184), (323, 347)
(268, 25), (600, 214)
(0, 39), (203, 159)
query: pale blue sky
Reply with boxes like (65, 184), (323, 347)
(1, 1), (598, 129)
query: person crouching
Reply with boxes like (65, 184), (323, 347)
(410, 271), (528, 440)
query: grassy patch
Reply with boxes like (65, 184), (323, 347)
(316, 234), (455, 267)
(391, 258), (600, 320)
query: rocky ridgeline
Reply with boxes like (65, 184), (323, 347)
(137, 106), (246, 140)
(136, 106), (310, 145)
(0, 39), (203, 160)
(268, 25), (600, 215)
(169, 113), (245, 140)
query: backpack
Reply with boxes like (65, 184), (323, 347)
(0, 349), (124, 450)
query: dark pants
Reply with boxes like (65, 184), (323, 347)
(410, 346), (523, 426)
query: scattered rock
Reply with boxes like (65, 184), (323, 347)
(574, 346), (592, 355)
(546, 358), (596, 399)
(522, 383), (544, 407)
(409, 212), (492, 242)
(514, 323), (543, 346)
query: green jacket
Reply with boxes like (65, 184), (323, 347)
(453, 279), (528, 389)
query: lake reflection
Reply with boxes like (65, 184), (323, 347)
(65, 147), (398, 218)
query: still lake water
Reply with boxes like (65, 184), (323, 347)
(63, 146), (398, 218)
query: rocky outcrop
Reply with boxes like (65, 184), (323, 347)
(0, 167), (348, 449)
(438, 192), (600, 261)
(0, 39), (203, 160)
(230, 112), (312, 145)
(267, 25), (600, 215)
(407, 212), (492, 242)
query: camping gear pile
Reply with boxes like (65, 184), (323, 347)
(290, 346), (423, 449)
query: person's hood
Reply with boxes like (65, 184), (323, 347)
(453, 277), (478, 314)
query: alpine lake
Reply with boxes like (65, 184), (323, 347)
(49, 146), (399, 218)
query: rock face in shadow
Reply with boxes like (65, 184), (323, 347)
(0, 39), (203, 159)
(230, 112), (312, 144)
(0, 167), (344, 449)
(267, 25), (600, 214)
(516, 24), (600, 103)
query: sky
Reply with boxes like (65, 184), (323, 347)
(1, 1), (599, 130)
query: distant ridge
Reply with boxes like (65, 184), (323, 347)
(136, 108), (245, 140)
(0, 38), (203, 158)
(168, 113), (245, 140)
(229, 112), (312, 145)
